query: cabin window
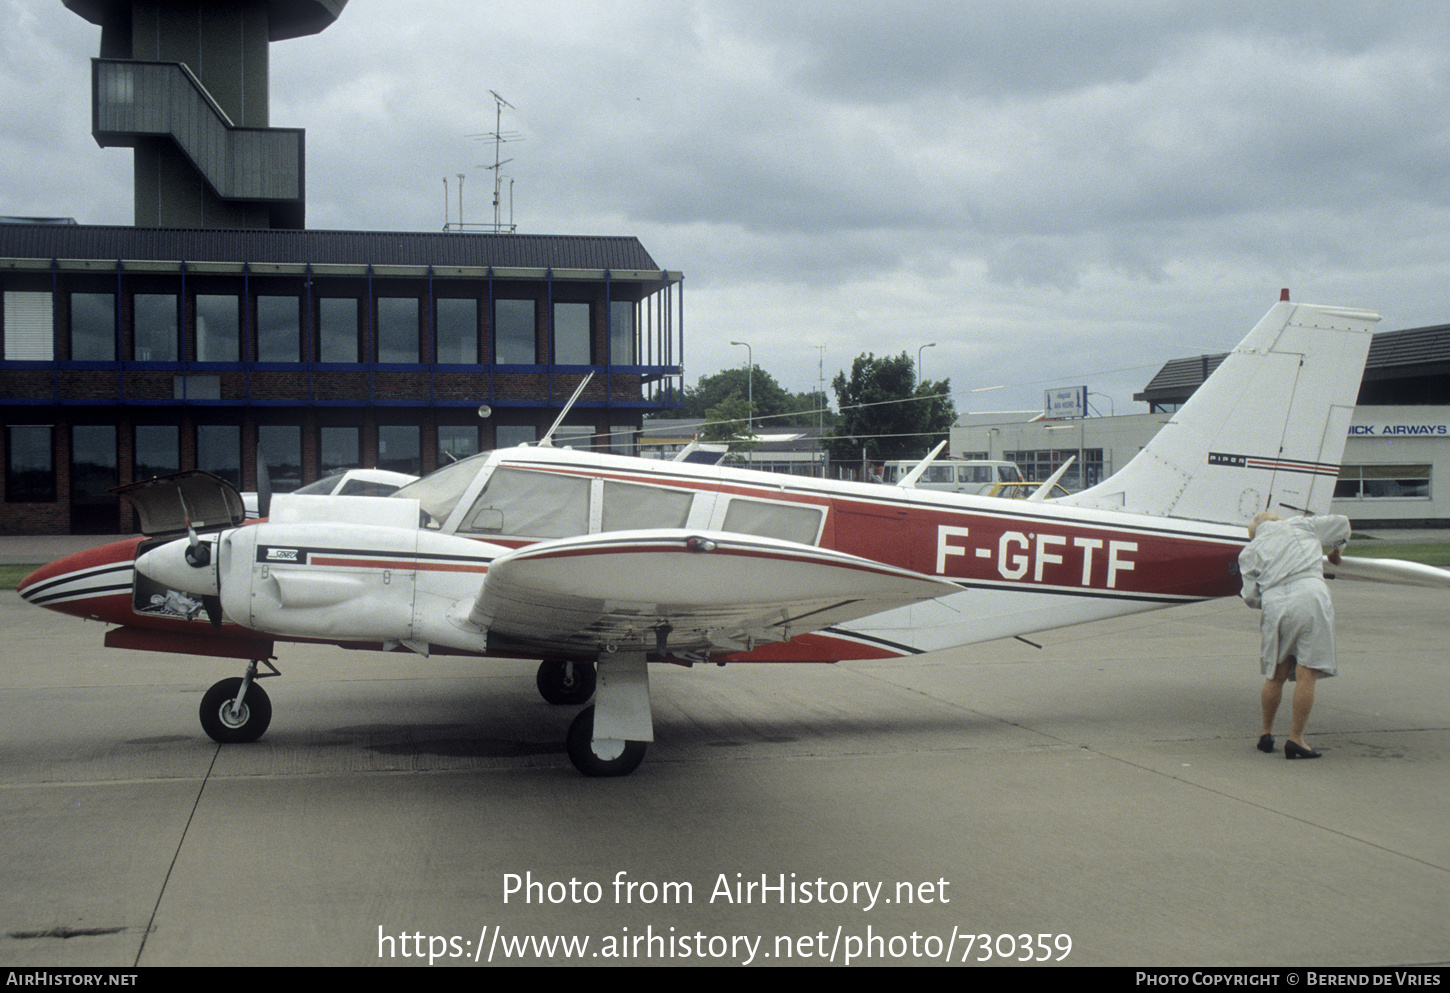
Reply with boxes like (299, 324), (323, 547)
(600, 480), (692, 532)
(459, 467), (589, 538)
(722, 498), (822, 544)
(392, 454), (485, 528)
(337, 477), (404, 498)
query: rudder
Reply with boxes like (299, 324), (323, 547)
(1063, 300), (1379, 526)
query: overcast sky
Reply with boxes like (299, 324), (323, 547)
(7, 1), (1450, 417)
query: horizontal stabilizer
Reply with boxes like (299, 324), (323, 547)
(1325, 555), (1450, 589)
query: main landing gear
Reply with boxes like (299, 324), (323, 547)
(536, 656), (652, 777)
(199, 659), (279, 744)
(535, 659), (597, 705)
(566, 706), (647, 777)
(193, 654), (652, 777)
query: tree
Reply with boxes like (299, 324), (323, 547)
(657, 367), (830, 428)
(826, 352), (955, 466)
(701, 392), (757, 447)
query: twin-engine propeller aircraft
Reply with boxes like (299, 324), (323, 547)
(21, 297), (1434, 776)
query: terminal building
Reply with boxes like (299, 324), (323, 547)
(0, 1), (683, 535)
(951, 321), (1450, 527)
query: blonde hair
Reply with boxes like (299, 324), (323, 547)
(1247, 510), (1282, 539)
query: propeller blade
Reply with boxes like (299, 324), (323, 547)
(256, 444), (273, 519)
(178, 492), (210, 568)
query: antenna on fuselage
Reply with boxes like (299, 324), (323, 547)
(1027, 456), (1074, 501)
(537, 373), (594, 448)
(895, 440), (948, 488)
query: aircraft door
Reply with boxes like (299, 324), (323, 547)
(833, 505), (925, 573)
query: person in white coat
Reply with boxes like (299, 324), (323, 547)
(1239, 511), (1352, 759)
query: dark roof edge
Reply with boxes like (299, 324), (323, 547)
(0, 224), (667, 273)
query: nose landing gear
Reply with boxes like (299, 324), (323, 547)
(199, 658), (279, 743)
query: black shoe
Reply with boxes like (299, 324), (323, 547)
(1257, 734), (1275, 753)
(1285, 741), (1321, 760)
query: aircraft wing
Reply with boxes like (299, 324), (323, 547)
(1324, 555), (1450, 588)
(470, 529), (959, 657)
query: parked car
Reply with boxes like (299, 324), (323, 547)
(878, 459), (1024, 494)
(987, 481), (1071, 500)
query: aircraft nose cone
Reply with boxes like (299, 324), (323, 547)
(17, 558), (71, 601)
(15, 537), (145, 620)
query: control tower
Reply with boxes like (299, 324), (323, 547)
(63, 0), (346, 229)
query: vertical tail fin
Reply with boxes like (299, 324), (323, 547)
(1062, 300), (1380, 526)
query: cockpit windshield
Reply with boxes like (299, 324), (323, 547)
(391, 452), (491, 527)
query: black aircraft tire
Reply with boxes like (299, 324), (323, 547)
(566, 705), (646, 777)
(536, 659), (596, 705)
(199, 677), (272, 744)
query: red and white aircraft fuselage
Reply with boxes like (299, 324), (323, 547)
(18, 299), (1383, 775)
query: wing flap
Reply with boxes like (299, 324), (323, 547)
(471, 529), (958, 656)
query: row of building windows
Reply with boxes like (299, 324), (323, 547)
(3, 289), (638, 366)
(5, 421), (642, 506)
(1334, 464), (1432, 500)
(1002, 449), (1106, 490)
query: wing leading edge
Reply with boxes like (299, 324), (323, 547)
(470, 529), (959, 658)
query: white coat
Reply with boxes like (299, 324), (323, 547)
(1238, 516), (1351, 677)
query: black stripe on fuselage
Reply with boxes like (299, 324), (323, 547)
(19, 563), (134, 605)
(253, 546), (496, 566)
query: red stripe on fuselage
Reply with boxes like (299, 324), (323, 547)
(307, 556), (489, 573)
(501, 457), (1243, 600)
(504, 539), (930, 583)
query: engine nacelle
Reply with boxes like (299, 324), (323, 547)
(213, 496), (502, 649)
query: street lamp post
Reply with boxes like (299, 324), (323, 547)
(730, 340), (753, 465)
(917, 342), (936, 381)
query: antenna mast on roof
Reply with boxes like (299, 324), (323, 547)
(481, 91), (521, 233)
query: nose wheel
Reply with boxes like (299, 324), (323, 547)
(199, 659), (279, 743)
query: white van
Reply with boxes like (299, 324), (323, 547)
(878, 459), (1024, 494)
